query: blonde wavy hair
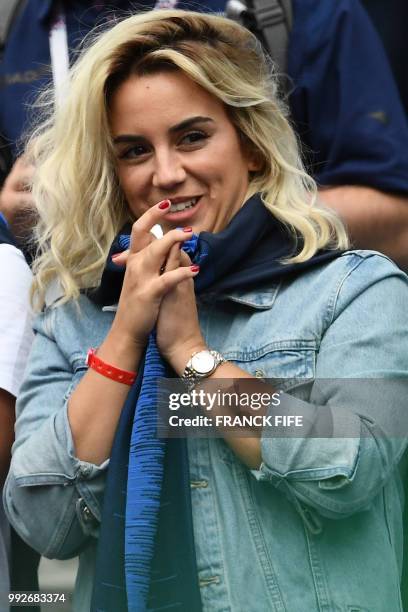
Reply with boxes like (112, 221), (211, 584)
(30, 9), (348, 308)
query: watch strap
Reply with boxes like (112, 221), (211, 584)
(182, 349), (225, 391)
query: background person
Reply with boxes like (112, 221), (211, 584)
(0, 213), (34, 611)
(3, 11), (408, 611)
(1, 0), (408, 266)
(362, 0), (408, 115)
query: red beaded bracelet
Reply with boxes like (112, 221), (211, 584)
(86, 348), (137, 386)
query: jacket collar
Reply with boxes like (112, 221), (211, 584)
(206, 283), (281, 310)
(46, 284), (282, 313)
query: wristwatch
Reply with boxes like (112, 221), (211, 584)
(181, 349), (225, 391)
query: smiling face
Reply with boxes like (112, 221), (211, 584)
(109, 70), (257, 234)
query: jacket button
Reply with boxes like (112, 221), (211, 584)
(82, 506), (92, 522)
(77, 497), (98, 529)
(255, 369), (265, 378)
(82, 503), (93, 523)
(199, 575), (220, 587)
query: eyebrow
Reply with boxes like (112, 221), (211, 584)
(113, 116), (214, 144)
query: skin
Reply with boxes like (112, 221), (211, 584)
(109, 71), (259, 235)
(0, 389), (15, 486)
(0, 157), (36, 240)
(319, 186), (408, 269)
(68, 71), (262, 468)
(3, 163), (407, 266)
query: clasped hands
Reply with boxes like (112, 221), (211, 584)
(109, 199), (207, 375)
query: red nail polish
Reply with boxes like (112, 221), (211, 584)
(191, 265), (200, 273)
(183, 226), (193, 233)
(158, 199), (171, 210)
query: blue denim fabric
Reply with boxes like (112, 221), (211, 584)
(4, 251), (408, 611)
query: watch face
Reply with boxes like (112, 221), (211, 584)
(191, 351), (215, 375)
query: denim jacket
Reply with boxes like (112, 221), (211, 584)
(4, 250), (408, 612)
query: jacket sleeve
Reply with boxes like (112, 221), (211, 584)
(289, 0), (408, 193)
(3, 306), (108, 559)
(254, 253), (408, 520)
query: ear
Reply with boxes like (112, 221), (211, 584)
(237, 129), (264, 172)
(247, 148), (264, 172)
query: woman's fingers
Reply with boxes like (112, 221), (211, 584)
(179, 249), (192, 267)
(144, 227), (193, 273)
(113, 228), (193, 270)
(112, 199), (174, 265)
(156, 263), (200, 297)
(164, 242), (181, 273)
(111, 249), (130, 266)
(129, 199), (171, 254)
(114, 194), (197, 270)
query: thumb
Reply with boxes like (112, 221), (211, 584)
(111, 249), (130, 266)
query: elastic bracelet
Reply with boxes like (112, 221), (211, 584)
(86, 348), (137, 386)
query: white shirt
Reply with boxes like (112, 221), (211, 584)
(0, 244), (34, 397)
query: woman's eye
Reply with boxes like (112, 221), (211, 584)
(180, 131), (209, 146)
(119, 144), (149, 160)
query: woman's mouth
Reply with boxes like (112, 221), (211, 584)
(169, 196), (199, 212)
(163, 196), (202, 222)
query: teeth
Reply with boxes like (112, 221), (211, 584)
(170, 197), (198, 212)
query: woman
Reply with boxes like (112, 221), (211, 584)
(4, 10), (408, 612)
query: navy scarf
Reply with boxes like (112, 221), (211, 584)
(90, 194), (341, 612)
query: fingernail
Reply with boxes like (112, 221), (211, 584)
(111, 253), (121, 260)
(158, 199), (171, 210)
(191, 265), (200, 273)
(183, 226), (193, 233)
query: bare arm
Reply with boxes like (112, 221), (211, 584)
(0, 389), (15, 485)
(68, 204), (199, 466)
(157, 249), (263, 470)
(168, 350), (263, 469)
(319, 186), (408, 270)
(66, 330), (143, 466)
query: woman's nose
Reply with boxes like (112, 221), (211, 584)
(152, 151), (186, 188)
